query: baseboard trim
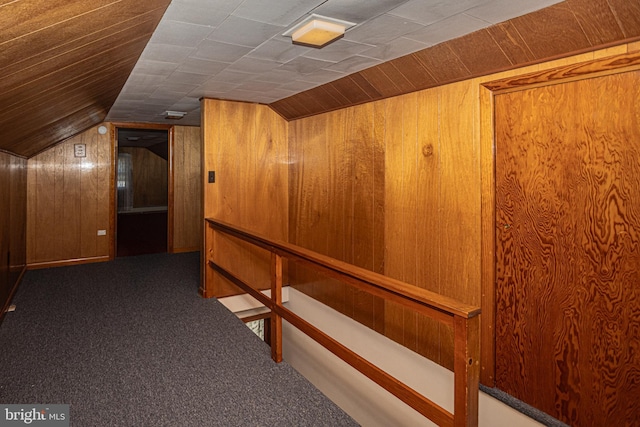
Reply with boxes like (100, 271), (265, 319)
(0, 265), (27, 327)
(27, 256), (111, 270)
(172, 247), (200, 254)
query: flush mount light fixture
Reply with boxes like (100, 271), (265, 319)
(283, 14), (356, 48)
(164, 110), (186, 120)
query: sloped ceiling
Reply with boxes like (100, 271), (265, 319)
(0, 0), (171, 158)
(1, 0), (640, 158)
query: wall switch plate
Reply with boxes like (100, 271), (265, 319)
(208, 171), (215, 183)
(74, 144), (86, 157)
(97, 229), (106, 236)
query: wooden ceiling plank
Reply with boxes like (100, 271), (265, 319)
(0, 0), (119, 43)
(412, 43), (471, 84)
(359, 67), (403, 97)
(0, 35), (149, 114)
(486, 22), (537, 65)
(349, 73), (383, 100)
(375, 62), (415, 93)
(510, 3), (592, 59)
(390, 54), (438, 91)
(447, 29), (513, 75)
(332, 77), (373, 105)
(0, 19), (157, 97)
(566, 0), (626, 45)
(0, 3), (166, 74)
(606, 0), (640, 39)
(268, 99), (298, 120)
(0, 61), (138, 145)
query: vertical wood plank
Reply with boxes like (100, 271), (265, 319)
(454, 315), (480, 427)
(271, 252), (283, 362)
(416, 87), (443, 363)
(27, 124), (111, 266)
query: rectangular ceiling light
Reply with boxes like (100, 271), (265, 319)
(164, 110), (186, 120)
(284, 14), (356, 49)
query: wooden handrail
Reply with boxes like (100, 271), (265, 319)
(206, 218), (480, 427)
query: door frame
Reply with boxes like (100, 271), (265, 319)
(110, 122), (175, 258)
(479, 50), (640, 386)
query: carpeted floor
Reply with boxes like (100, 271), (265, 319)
(0, 252), (358, 426)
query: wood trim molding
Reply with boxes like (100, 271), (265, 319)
(27, 256), (110, 270)
(167, 125), (175, 253)
(482, 51), (640, 93)
(0, 266), (26, 327)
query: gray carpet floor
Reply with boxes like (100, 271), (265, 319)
(0, 252), (358, 426)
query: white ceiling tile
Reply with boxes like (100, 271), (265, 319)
(278, 57), (336, 74)
(313, 0), (410, 24)
(278, 80), (319, 92)
(150, 20), (213, 47)
(207, 16), (286, 47)
(323, 55), (382, 74)
(141, 43), (196, 63)
(167, 71), (212, 86)
(343, 13), (425, 45)
(193, 40), (254, 63)
(298, 68), (346, 84)
(176, 58), (229, 75)
(247, 39), (311, 63)
(208, 69), (259, 84)
(236, 80), (282, 92)
(359, 37), (430, 61)
(302, 40), (375, 63)
(403, 13), (491, 46)
(227, 57), (281, 74)
(249, 68), (307, 83)
(465, 0), (562, 24)
(231, 0), (326, 26)
(388, 0), (492, 25)
(164, 0), (243, 27)
(131, 60), (179, 77)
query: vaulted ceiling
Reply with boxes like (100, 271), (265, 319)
(1, 0), (639, 158)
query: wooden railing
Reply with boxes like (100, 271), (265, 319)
(206, 218), (481, 427)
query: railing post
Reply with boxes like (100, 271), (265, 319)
(453, 314), (480, 427)
(270, 252), (283, 363)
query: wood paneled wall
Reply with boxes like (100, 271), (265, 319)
(0, 151), (27, 317)
(119, 147), (167, 208)
(288, 86), (481, 368)
(201, 99), (288, 297)
(173, 126), (201, 252)
(27, 123), (201, 267)
(288, 42), (640, 373)
(27, 124), (112, 267)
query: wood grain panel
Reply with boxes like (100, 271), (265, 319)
(9, 155), (27, 285)
(119, 147), (168, 208)
(201, 99), (288, 298)
(447, 29), (513, 75)
(415, 88), (443, 363)
(27, 125), (111, 265)
(495, 71), (640, 426)
(172, 126), (202, 252)
(0, 0), (170, 157)
(438, 80), (481, 370)
(0, 155), (9, 315)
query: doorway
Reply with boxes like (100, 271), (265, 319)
(116, 126), (171, 257)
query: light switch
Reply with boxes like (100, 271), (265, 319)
(97, 230), (106, 236)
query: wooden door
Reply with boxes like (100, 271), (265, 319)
(494, 71), (640, 426)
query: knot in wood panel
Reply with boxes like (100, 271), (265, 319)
(422, 144), (434, 157)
